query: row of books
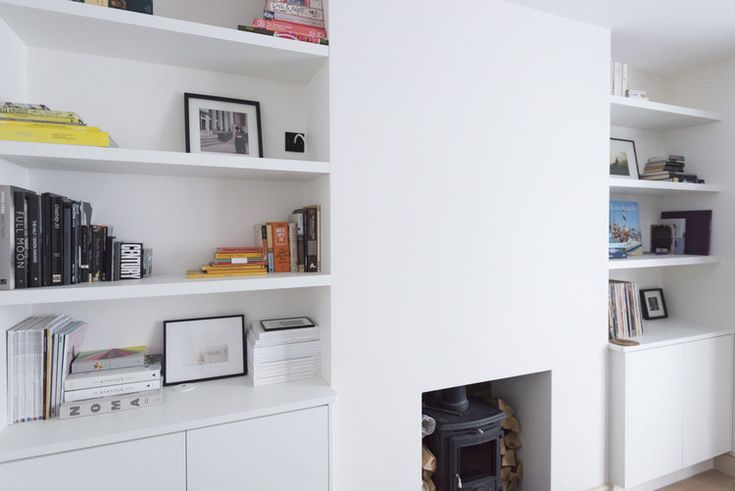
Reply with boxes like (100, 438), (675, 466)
(247, 319), (320, 386)
(0, 102), (111, 147)
(0, 185), (151, 290)
(608, 280), (644, 339)
(7, 315), (86, 422)
(639, 154), (705, 183)
(71, 0), (153, 15)
(186, 205), (321, 279)
(240, 0), (328, 45)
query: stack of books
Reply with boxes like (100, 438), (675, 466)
(240, 0), (328, 45)
(608, 280), (644, 339)
(186, 204), (321, 279)
(187, 247), (268, 279)
(0, 102), (111, 147)
(611, 62), (628, 97)
(247, 318), (320, 386)
(640, 155), (704, 183)
(59, 346), (162, 419)
(0, 185), (152, 290)
(71, 0), (153, 15)
(6, 315), (86, 422)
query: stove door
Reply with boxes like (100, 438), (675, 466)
(449, 427), (502, 491)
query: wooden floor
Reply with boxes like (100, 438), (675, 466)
(659, 470), (735, 490)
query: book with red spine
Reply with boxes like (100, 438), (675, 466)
(251, 18), (327, 39)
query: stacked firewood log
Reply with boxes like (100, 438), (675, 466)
(422, 445), (437, 491)
(497, 399), (524, 491)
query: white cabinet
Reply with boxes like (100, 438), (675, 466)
(0, 433), (186, 491)
(187, 406), (329, 491)
(610, 334), (734, 489)
(682, 336), (734, 466)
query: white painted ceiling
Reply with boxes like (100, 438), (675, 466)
(503, 0), (735, 75)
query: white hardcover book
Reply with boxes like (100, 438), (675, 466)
(613, 62), (623, 96)
(65, 362), (161, 391)
(250, 340), (320, 361)
(59, 389), (163, 419)
(249, 323), (320, 343)
(64, 379), (161, 402)
(621, 63), (629, 96)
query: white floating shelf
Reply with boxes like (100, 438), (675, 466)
(609, 254), (719, 270)
(0, 142), (329, 181)
(0, 0), (328, 83)
(0, 273), (331, 306)
(609, 177), (723, 195)
(0, 377), (336, 463)
(610, 96), (721, 131)
(608, 320), (735, 353)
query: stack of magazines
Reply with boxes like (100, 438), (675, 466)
(247, 317), (320, 386)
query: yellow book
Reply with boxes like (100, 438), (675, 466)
(0, 107), (82, 123)
(186, 270), (268, 279)
(204, 264), (266, 271)
(214, 253), (263, 259)
(0, 121), (109, 147)
(0, 114), (82, 125)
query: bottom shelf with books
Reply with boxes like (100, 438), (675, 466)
(0, 376), (335, 463)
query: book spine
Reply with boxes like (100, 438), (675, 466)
(264, 1), (324, 21)
(64, 379), (161, 402)
(41, 193), (50, 286)
(71, 201), (80, 284)
(304, 207), (318, 272)
(266, 223), (274, 273)
(621, 63), (628, 96)
(0, 107), (82, 123)
(59, 389), (163, 419)
(0, 186), (14, 289)
(263, 10), (325, 28)
(118, 242), (143, 279)
(49, 195), (64, 285)
(102, 230), (115, 281)
(143, 248), (152, 277)
(71, 351), (145, 373)
(288, 222), (298, 273)
(0, 124), (109, 147)
(27, 193), (42, 287)
(62, 199), (71, 285)
(13, 190), (27, 289)
(270, 222), (291, 273)
(251, 18), (327, 38)
(65, 367), (161, 391)
(289, 212), (305, 272)
(91, 225), (104, 281)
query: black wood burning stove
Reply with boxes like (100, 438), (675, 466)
(423, 386), (505, 491)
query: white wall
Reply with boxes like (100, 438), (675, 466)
(329, 1), (610, 489)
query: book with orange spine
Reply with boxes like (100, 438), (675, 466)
(269, 222), (291, 273)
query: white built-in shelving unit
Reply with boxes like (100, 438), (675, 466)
(0, 0), (335, 475)
(610, 95), (721, 131)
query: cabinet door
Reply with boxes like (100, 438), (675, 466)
(187, 406), (329, 491)
(683, 335), (734, 466)
(0, 433), (186, 491)
(625, 344), (683, 488)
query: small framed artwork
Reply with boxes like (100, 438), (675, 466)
(185, 93), (263, 157)
(260, 316), (315, 332)
(640, 288), (668, 320)
(610, 138), (640, 179)
(163, 314), (246, 386)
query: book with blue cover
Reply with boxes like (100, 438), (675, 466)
(610, 200), (642, 256)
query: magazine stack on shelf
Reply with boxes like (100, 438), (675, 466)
(247, 317), (320, 386)
(240, 0), (328, 45)
(608, 280), (644, 339)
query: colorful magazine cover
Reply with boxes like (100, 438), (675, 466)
(610, 200), (642, 256)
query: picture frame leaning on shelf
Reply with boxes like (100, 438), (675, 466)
(610, 137), (640, 179)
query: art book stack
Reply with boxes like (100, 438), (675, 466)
(70, 0), (153, 15)
(240, 0), (328, 45)
(0, 185), (152, 290)
(608, 280), (644, 339)
(6, 315), (86, 422)
(0, 102), (111, 147)
(640, 155), (704, 183)
(59, 347), (162, 419)
(247, 318), (320, 386)
(186, 204), (321, 279)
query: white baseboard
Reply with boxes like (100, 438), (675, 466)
(715, 452), (735, 478)
(586, 485), (612, 491)
(611, 460), (712, 491)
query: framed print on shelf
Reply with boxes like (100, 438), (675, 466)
(640, 288), (668, 320)
(610, 138), (640, 179)
(261, 316), (316, 331)
(163, 314), (246, 386)
(185, 93), (263, 157)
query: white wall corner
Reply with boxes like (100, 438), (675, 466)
(0, 16), (27, 102)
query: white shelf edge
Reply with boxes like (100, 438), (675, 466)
(608, 255), (719, 270)
(609, 177), (724, 194)
(608, 320), (735, 353)
(0, 142), (329, 181)
(0, 377), (336, 463)
(610, 95), (721, 121)
(0, 273), (331, 306)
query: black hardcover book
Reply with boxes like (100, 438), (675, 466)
(62, 199), (71, 285)
(102, 231), (115, 281)
(304, 207), (318, 272)
(49, 195), (64, 285)
(117, 241), (144, 280)
(70, 201), (80, 284)
(91, 225), (104, 282)
(292, 209), (307, 271)
(27, 193), (42, 288)
(41, 193), (52, 286)
(12, 190), (28, 289)
(80, 202), (92, 282)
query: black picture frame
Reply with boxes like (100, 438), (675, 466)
(640, 288), (668, 320)
(260, 316), (316, 332)
(610, 138), (640, 179)
(184, 93), (264, 157)
(163, 314), (247, 386)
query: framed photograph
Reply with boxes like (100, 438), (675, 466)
(640, 288), (668, 320)
(260, 316), (315, 332)
(163, 315), (246, 386)
(610, 138), (640, 179)
(185, 93), (263, 157)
